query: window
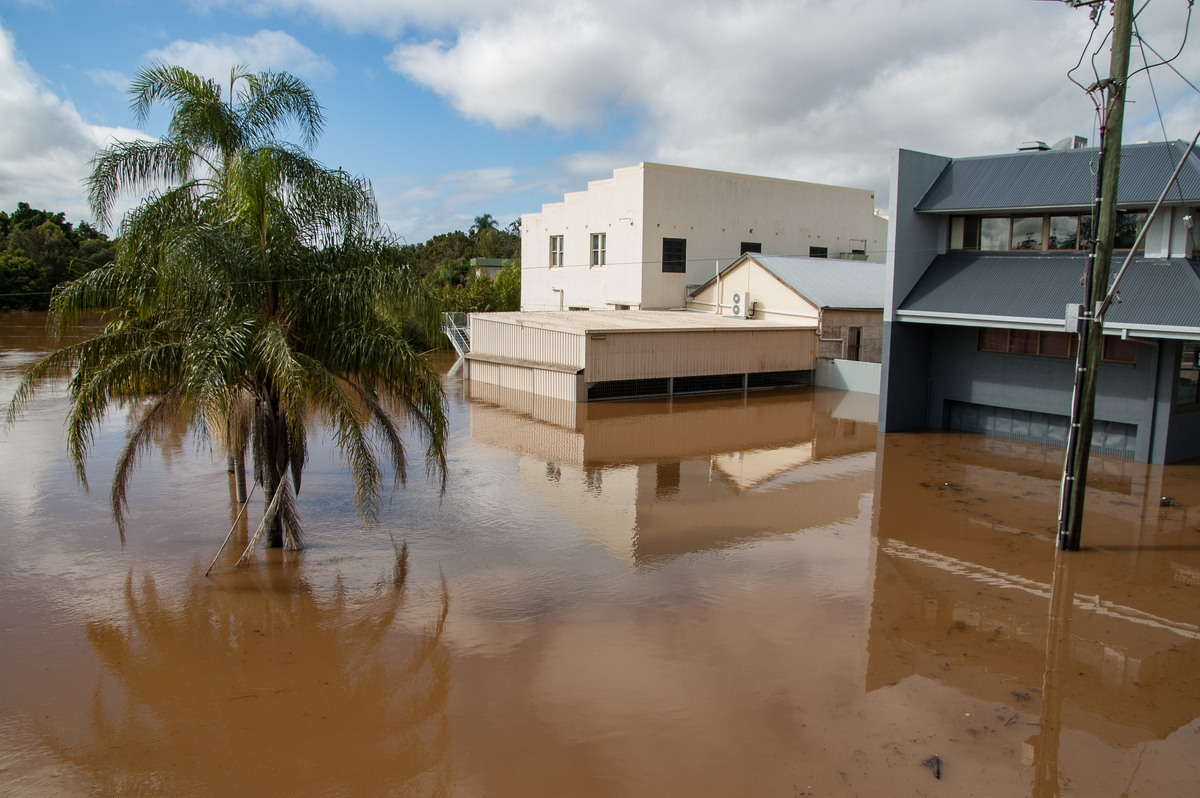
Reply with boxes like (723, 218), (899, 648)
(1048, 216), (1079, 250)
(809, 246), (828, 258)
(740, 242), (762, 254)
(949, 211), (1146, 252)
(1179, 341), (1200, 406)
(662, 237), (687, 273)
(548, 235), (563, 267)
(980, 217), (1011, 250)
(979, 329), (1077, 358)
(1011, 216), (1043, 250)
(845, 327), (862, 361)
(1101, 336), (1137, 364)
(590, 233), (606, 267)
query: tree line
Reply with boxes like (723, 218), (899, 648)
(0, 201), (520, 323)
(0, 203), (116, 310)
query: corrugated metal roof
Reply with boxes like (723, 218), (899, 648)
(750, 256), (885, 309)
(899, 253), (1200, 332)
(916, 140), (1200, 212)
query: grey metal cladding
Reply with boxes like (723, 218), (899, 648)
(900, 253), (1200, 330)
(915, 141), (1200, 212)
(752, 255), (884, 309)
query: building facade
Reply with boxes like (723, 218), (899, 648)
(881, 140), (1200, 464)
(521, 162), (888, 312)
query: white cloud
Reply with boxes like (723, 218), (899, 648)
(145, 30), (335, 83)
(376, 0), (1200, 209)
(0, 25), (144, 226)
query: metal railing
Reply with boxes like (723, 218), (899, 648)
(442, 312), (470, 357)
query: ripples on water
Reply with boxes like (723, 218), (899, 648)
(2, 311), (1200, 797)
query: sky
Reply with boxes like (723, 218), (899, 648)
(1, 0), (1198, 244)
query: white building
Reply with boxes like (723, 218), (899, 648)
(521, 162), (888, 312)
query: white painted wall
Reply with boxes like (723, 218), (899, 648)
(521, 163), (887, 311)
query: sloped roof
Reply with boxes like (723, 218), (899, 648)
(732, 255), (885, 309)
(898, 253), (1200, 336)
(915, 140), (1200, 212)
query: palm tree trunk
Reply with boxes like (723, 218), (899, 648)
(233, 453), (247, 504)
(262, 387), (288, 549)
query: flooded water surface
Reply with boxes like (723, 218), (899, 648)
(2, 312), (1199, 796)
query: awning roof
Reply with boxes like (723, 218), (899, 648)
(897, 253), (1200, 338)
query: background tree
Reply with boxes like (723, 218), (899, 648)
(6, 64), (447, 551)
(0, 204), (115, 310)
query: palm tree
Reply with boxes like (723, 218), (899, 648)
(5, 64), (447, 551)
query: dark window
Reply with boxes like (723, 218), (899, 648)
(809, 246), (828, 258)
(662, 237), (687, 273)
(1179, 341), (1200, 406)
(1102, 336), (1137, 364)
(740, 242), (762, 254)
(845, 327), (862, 361)
(979, 329), (1077, 358)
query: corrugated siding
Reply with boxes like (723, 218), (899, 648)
(465, 381), (583, 430)
(466, 360), (580, 402)
(469, 317), (586, 369)
(586, 328), (815, 383)
(465, 399), (586, 463)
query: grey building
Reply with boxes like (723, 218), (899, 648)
(881, 140), (1200, 463)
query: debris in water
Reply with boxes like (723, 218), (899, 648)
(922, 755), (943, 779)
(1161, 496), (1176, 507)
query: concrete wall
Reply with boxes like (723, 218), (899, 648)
(925, 326), (1161, 460)
(815, 359), (881, 393)
(880, 148), (952, 431)
(521, 162), (887, 312)
(521, 166), (646, 311)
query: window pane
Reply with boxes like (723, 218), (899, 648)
(549, 235), (563, 267)
(1039, 332), (1072, 357)
(1011, 216), (1043, 250)
(591, 233), (606, 266)
(979, 328), (1008, 352)
(1179, 342), (1200, 405)
(740, 241), (761, 254)
(981, 217), (1011, 250)
(950, 217), (965, 249)
(809, 246), (828, 258)
(1102, 336), (1137, 364)
(1114, 211), (1147, 249)
(662, 237), (687, 273)
(1048, 216), (1079, 250)
(1008, 330), (1038, 354)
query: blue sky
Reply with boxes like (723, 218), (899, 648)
(1, 0), (1198, 243)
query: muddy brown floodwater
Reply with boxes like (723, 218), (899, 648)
(2, 312), (1200, 797)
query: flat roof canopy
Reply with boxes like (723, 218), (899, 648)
(471, 310), (815, 334)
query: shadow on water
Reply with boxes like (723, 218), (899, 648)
(41, 556), (452, 797)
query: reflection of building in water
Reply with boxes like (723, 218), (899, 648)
(869, 433), (1200, 755)
(466, 382), (878, 560)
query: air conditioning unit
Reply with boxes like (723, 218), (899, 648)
(730, 291), (751, 319)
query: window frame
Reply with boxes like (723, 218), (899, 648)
(590, 232), (606, 267)
(662, 237), (687, 273)
(549, 235), (564, 268)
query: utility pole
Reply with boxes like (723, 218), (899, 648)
(1057, 0), (1134, 550)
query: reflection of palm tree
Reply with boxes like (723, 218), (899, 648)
(46, 558), (452, 796)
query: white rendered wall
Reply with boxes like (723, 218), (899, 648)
(522, 163), (887, 311)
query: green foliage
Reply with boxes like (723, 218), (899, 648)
(492, 260), (521, 311)
(6, 64), (447, 551)
(0, 252), (49, 310)
(0, 203), (116, 310)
